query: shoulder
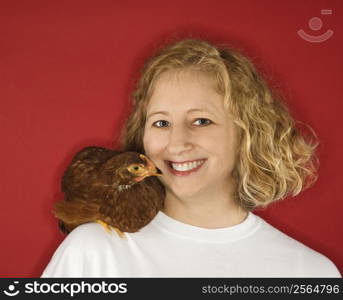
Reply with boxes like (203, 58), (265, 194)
(41, 222), (124, 277)
(67, 222), (119, 243)
(256, 216), (341, 277)
(56, 222), (127, 254)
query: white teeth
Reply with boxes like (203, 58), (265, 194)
(171, 160), (205, 171)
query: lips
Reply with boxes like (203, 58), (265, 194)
(167, 158), (206, 164)
(164, 159), (207, 176)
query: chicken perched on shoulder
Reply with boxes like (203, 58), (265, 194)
(53, 146), (165, 238)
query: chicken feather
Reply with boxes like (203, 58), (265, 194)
(53, 146), (165, 238)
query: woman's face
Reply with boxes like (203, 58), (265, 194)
(143, 69), (239, 199)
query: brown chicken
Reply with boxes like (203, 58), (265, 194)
(53, 146), (165, 238)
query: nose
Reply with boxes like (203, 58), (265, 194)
(166, 124), (193, 155)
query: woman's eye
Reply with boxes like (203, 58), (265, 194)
(194, 118), (212, 126)
(151, 119), (212, 128)
(153, 120), (170, 128)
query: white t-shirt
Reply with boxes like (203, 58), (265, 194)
(41, 211), (341, 277)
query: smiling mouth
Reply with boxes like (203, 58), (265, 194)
(165, 159), (207, 172)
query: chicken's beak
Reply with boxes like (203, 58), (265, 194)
(134, 154), (163, 182)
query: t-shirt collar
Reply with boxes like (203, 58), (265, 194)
(150, 210), (262, 243)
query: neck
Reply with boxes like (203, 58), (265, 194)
(162, 187), (247, 229)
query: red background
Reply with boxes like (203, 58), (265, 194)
(1, 0), (342, 277)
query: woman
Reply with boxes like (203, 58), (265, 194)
(41, 38), (341, 277)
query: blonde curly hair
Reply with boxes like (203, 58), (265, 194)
(119, 38), (319, 211)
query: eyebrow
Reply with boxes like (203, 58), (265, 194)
(146, 108), (211, 120)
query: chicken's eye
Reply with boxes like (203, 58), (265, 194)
(127, 164), (143, 174)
